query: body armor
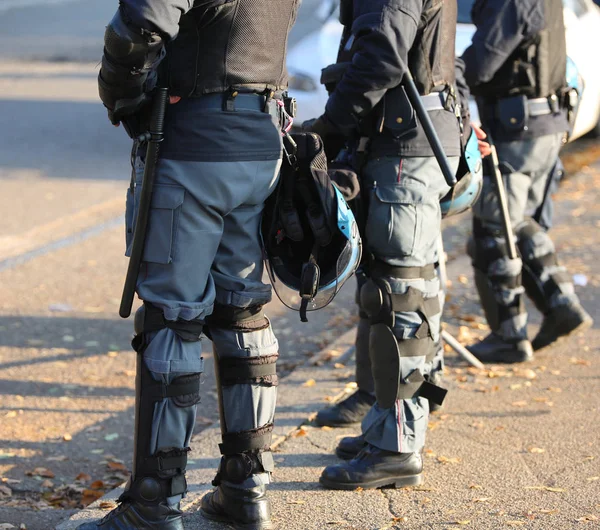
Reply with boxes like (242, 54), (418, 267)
(163, 0), (300, 97)
(470, 0), (566, 100)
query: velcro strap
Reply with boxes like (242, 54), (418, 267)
(490, 274), (521, 289)
(550, 270), (571, 286)
(148, 375), (201, 401)
(418, 381), (448, 406)
(219, 355), (278, 386)
(144, 303), (203, 341)
(220, 424), (273, 455)
(209, 303), (266, 325)
(371, 261), (436, 280)
(395, 382), (423, 400)
(399, 337), (433, 358)
(144, 450), (188, 473)
(390, 287), (441, 316)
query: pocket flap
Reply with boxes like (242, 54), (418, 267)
(375, 185), (423, 205)
(151, 185), (185, 210)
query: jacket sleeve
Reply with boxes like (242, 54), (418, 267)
(120, 0), (195, 41)
(325, 0), (421, 135)
(461, 0), (543, 89)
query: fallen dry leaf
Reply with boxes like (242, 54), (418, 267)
(333, 363), (345, 369)
(320, 426), (333, 432)
(437, 455), (460, 464)
(510, 384), (523, 390)
(26, 467), (55, 479)
(570, 357), (591, 366)
(107, 351), (118, 358)
(63, 433), (72, 442)
(302, 379), (316, 387)
(458, 274), (469, 285)
(293, 427), (308, 438)
(575, 514), (598, 523)
(452, 520), (471, 525)
(527, 447), (546, 454)
(539, 509), (559, 515)
(47, 455), (68, 462)
(547, 387), (562, 393)
(40, 479), (54, 489)
(81, 489), (104, 506)
(473, 497), (491, 503)
(469, 484), (483, 490)
(515, 368), (537, 380)
(75, 473), (91, 483)
(587, 477), (599, 482)
(107, 462), (127, 471)
(287, 500), (306, 505)
(0, 485), (12, 497)
(90, 480), (105, 490)
(512, 401), (528, 407)
(99, 501), (116, 510)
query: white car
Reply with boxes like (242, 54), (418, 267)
(287, 0), (600, 141)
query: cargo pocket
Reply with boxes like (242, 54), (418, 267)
(143, 185), (186, 265)
(366, 185), (423, 258)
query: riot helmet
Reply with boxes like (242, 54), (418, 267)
(440, 128), (483, 218)
(262, 133), (361, 321)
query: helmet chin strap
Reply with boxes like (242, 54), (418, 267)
(299, 244), (321, 323)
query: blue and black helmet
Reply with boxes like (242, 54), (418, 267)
(262, 133), (362, 321)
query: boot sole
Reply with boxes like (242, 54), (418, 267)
(200, 509), (274, 530)
(533, 318), (593, 352)
(319, 473), (422, 491)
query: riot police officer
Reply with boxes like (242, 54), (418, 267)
(80, 0), (300, 528)
(462, 0), (592, 363)
(307, 0), (461, 489)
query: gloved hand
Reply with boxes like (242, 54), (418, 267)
(302, 114), (346, 162)
(98, 55), (158, 138)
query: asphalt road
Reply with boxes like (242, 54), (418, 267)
(0, 1), (599, 528)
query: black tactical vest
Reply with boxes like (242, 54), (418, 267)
(337, 0), (456, 95)
(163, 0), (300, 97)
(470, 0), (566, 99)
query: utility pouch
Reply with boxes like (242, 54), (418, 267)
(496, 95), (528, 133)
(382, 85), (417, 139)
(320, 62), (351, 94)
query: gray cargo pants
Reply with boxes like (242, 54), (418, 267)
(359, 155), (458, 453)
(127, 152), (281, 490)
(470, 133), (578, 340)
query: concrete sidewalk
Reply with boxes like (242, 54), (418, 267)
(59, 157), (600, 530)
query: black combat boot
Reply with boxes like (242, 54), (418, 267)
(201, 483), (272, 530)
(532, 303), (593, 351)
(77, 496), (183, 529)
(467, 333), (533, 363)
(315, 389), (376, 427)
(320, 444), (423, 490)
(335, 434), (367, 460)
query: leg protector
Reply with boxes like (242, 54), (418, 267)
(469, 219), (527, 341)
(207, 304), (277, 489)
(359, 271), (446, 410)
(516, 218), (577, 314)
(127, 302), (204, 505)
(355, 267), (375, 394)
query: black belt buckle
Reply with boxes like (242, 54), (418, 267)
(284, 96), (297, 118)
(548, 94), (560, 115)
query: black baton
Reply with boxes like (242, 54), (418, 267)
(485, 132), (518, 260)
(119, 88), (169, 319)
(402, 72), (457, 187)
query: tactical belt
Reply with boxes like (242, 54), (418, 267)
(421, 91), (450, 112)
(528, 96), (560, 117)
(187, 92), (281, 114)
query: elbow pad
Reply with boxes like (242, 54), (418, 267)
(101, 9), (165, 86)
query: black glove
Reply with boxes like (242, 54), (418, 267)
(302, 114), (346, 162)
(98, 56), (158, 138)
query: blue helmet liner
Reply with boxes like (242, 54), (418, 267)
(262, 133), (361, 321)
(440, 129), (483, 218)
